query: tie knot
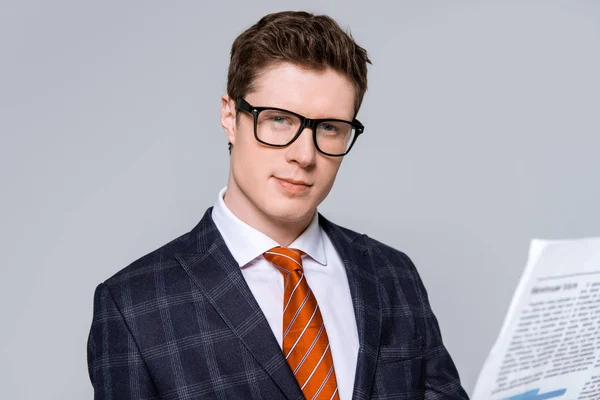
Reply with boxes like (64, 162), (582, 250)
(263, 246), (304, 273)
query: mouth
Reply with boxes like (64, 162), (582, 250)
(273, 177), (312, 194)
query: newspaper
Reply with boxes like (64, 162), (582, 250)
(472, 238), (600, 400)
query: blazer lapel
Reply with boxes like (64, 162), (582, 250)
(319, 214), (382, 400)
(174, 208), (303, 400)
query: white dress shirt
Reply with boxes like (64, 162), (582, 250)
(211, 186), (359, 400)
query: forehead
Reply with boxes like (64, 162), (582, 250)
(246, 62), (356, 120)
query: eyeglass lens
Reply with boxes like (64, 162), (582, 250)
(256, 109), (356, 155)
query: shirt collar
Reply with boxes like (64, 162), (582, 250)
(211, 186), (327, 268)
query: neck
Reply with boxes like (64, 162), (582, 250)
(223, 181), (314, 247)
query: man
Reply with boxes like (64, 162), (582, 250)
(88, 11), (469, 400)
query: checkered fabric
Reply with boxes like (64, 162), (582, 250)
(87, 207), (469, 399)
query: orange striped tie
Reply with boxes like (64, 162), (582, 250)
(264, 247), (340, 400)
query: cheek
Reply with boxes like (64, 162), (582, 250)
(325, 158), (343, 179)
(316, 159), (343, 192)
(233, 141), (274, 186)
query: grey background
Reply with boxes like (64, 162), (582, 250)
(1, 0), (599, 398)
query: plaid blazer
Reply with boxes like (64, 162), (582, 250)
(88, 208), (469, 399)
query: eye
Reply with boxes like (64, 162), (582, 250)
(321, 123), (340, 134)
(272, 116), (289, 124)
(257, 110), (299, 131)
(264, 112), (295, 126)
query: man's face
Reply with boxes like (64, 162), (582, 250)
(221, 62), (356, 226)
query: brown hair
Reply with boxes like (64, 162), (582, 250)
(227, 11), (371, 117)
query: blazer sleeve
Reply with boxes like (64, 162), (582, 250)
(402, 253), (470, 399)
(87, 283), (159, 399)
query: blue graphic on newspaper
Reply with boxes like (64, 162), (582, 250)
(504, 388), (567, 400)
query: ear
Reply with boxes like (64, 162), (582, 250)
(221, 94), (237, 146)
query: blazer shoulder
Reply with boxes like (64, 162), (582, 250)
(363, 234), (415, 267)
(321, 214), (414, 264)
(103, 230), (191, 288)
(323, 215), (417, 273)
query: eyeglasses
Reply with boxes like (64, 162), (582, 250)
(235, 98), (364, 157)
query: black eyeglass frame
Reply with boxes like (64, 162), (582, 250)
(235, 98), (364, 157)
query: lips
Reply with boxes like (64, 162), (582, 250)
(273, 176), (312, 194)
(276, 177), (312, 186)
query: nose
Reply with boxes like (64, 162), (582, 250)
(285, 127), (317, 168)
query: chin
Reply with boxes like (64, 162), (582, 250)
(261, 201), (315, 224)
